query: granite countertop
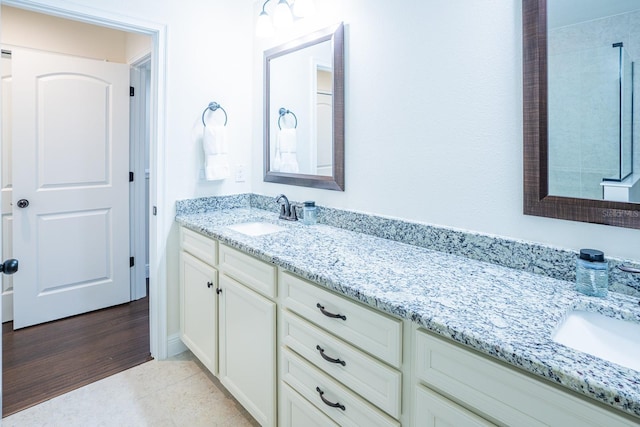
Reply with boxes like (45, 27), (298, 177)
(176, 207), (640, 419)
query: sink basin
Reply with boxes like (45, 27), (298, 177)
(552, 310), (640, 371)
(226, 222), (286, 237)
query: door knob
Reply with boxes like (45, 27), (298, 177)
(17, 199), (29, 208)
(0, 259), (18, 275)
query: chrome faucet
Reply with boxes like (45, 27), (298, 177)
(275, 194), (298, 221)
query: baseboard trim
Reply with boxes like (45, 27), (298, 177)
(167, 333), (188, 358)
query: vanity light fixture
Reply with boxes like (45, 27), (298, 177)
(273, 0), (293, 28)
(255, 0), (316, 38)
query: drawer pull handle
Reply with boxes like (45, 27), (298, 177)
(315, 386), (346, 411)
(316, 345), (346, 366)
(618, 264), (640, 273)
(316, 303), (347, 321)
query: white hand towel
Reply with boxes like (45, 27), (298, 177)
(276, 128), (298, 172)
(205, 154), (230, 180)
(278, 128), (297, 153)
(272, 138), (282, 172)
(202, 125), (228, 155)
(202, 125), (230, 180)
(280, 153), (299, 173)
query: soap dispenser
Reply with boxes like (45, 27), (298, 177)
(575, 249), (608, 297)
(302, 201), (317, 225)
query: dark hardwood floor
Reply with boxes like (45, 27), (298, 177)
(2, 296), (152, 417)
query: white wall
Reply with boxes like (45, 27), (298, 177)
(1, 5), (128, 61)
(252, 0), (640, 262)
(1, 6), (152, 71)
(126, 32), (152, 64)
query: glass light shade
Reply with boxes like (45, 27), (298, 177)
(273, 0), (293, 28)
(292, 0), (315, 18)
(256, 11), (275, 38)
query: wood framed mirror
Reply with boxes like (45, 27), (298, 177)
(523, 0), (640, 229)
(263, 22), (344, 191)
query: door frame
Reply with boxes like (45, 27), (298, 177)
(1, 0), (169, 360)
(130, 54), (151, 301)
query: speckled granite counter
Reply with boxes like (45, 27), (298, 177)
(176, 207), (640, 420)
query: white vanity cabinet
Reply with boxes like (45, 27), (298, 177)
(279, 271), (403, 427)
(413, 328), (639, 427)
(414, 386), (494, 427)
(178, 225), (640, 427)
(179, 228), (277, 427)
(218, 244), (277, 427)
(179, 228), (218, 375)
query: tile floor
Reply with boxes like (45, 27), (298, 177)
(3, 351), (260, 427)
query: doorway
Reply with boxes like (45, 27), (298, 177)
(0, 0), (168, 416)
(2, 6), (150, 328)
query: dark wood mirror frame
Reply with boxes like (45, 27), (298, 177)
(263, 22), (345, 191)
(523, 0), (640, 229)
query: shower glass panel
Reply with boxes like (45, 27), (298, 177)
(548, 42), (635, 200)
(620, 46), (634, 181)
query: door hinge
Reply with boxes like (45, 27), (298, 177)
(130, 86), (135, 96)
(153, 206), (157, 216)
(130, 257), (135, 267)
(129, 171), (134, 182)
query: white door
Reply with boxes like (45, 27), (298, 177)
(2, 52), (14, 322)
(12, 48), (130, 329)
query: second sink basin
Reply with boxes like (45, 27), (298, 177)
(552, 310), (640, 371)
(226, 222), (286, 237)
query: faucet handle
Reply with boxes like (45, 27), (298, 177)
(290, 205), (298, 221)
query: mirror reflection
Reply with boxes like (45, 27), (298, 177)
(264, 22), (344, 191)
(547, 0), (640, 203)
(269, 39), (333, 176)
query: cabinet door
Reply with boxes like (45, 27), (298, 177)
(179, 251), (218, 375)
(280, 382), (339, 427)
(415, 385), (495, 427)
(219, 273), (276, 427)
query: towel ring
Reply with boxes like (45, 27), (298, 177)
(201, 101), (228, 127)
(278, 107), (298, 130)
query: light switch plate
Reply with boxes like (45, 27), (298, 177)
(235, 164), (246, 182)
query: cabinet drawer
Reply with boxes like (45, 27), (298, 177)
(414, 329), (638, 427)
(219, 244), (276, 298)
(281, 347), (400, 427)
(181, 227), (217, 266)
(281, 271), (402, 367)
(283, 310), (402, 419)
(280, 382), (339, 427)
(414, 385), (495, 427)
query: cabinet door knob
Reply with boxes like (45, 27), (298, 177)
(316, 303), (346, 321)
(316, 345), (346, 366)
(207, 281), (213, 288)
(315, 386), (345, 411)
(216, 288), (222, 295)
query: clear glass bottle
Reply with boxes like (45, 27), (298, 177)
(575, 249), (608, 297)
(302, 201), (317, 225)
